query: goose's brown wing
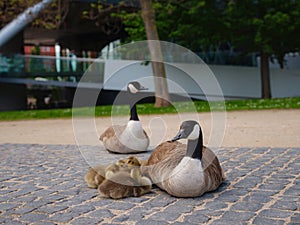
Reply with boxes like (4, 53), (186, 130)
(147, 141), (185, 165)
(99, 125), (125, 141)
(202, 147), (225, 191)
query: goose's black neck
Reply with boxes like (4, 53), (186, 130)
(186, 130), (203, 160)
(129, 100), (139, 121)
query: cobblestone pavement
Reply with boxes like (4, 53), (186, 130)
(0, 144), (299, 225)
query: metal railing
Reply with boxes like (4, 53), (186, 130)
(0, 54), (105, 84)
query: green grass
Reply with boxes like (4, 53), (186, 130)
(0, 97), (299, 121)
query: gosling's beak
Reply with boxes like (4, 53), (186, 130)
(171, 129), (184, 142)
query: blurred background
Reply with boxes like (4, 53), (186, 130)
(0, 0), (299, 111)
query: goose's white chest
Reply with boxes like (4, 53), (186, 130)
(166, 157), (205, 197)
(119, 120), (149, 151)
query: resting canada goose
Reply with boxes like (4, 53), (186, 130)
(98, 156), (152, 199)
(145, 120), (225, 197)
(100, 81), (149, 153)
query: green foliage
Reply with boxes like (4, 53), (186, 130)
(0, 0), (35, 27)
(113, 0), (299, 67)
(0, 0), (69, 30)
(0, 97), (299, 121)
(112, 10), (146, 42)
(225, 0), (300, 66)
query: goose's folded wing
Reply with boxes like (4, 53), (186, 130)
(99, 125), (125, 141)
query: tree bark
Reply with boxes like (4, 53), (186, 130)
(260, 50), (272, 99)
(140, 0), (171, 107)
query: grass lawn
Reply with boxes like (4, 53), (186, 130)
(0, 97), (299, 121)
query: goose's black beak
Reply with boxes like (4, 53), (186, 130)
(171, 129), (184, 142)
(138, 85), (148, 91)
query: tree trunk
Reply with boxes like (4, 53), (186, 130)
(140, 0), (171, 107)
(260, 50), (272, 99)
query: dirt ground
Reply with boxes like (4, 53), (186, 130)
(0, 109), (299, 148)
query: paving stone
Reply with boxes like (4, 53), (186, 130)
(220, 188), (249, 197)
(230, 201), (264, 212)
(215, 193), (241, 203)
(290, 213), (300, 224)
(18, 212), (49, 223)
(136, 220), (167, 225)
(85, 198), (114, 207)
(194, 209), (225, 217)
(252, 148), (269, 154)
(50, 212), (74, 223)
(172, 222), (199, 225)
(70, 216), (102, 225)
(221, 210), (255, 221)
(252, 216), (285, 225)
(205, 201), (228, 210)
(284, 187), (300, 197)
(148, 211), (181, 222)
(163, 201), (195, 214)
(113, 214), (131, 223)
(243, 191), (276, 203)
(234, 177), (263, 189)
(258, 183), (287, 191)
(38, 204), (69, 214)
(36, 222), (57, 225)
(11, 206), (37, 214)
(258, 208), (294, 219)
(142, 194), (177, 209)
(272, 200), (298, 211)
(210, 219), (247, 225)
(87, 208), (115, 219)
(106, 201), (136, 210)
(2, 220), (26, 225)
(123, 208), (154, 221)
(0, 202), (20, 211)
(183, 210), (211, 224)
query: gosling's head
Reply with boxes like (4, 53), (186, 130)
(126, 156), (141, 167)
(116, 159), (127, 168)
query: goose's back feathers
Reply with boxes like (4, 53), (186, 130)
(99, 125), (120, 141)
(147, 141), (185, 166)
(202, 147), (225, 190)
(100, 122), (149, 153)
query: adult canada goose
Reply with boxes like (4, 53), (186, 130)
(100, 81), (149, 153)
(145, 120), (225, 197)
